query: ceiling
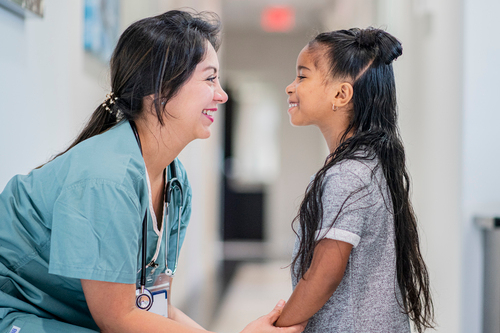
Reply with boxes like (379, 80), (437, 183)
(220, 0), (335, 33)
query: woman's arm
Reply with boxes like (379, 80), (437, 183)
(82, 279), (208, 333)
(274, 238), (353, 327)
(169, 305), (205, 330)
(81, 279), (307, 333)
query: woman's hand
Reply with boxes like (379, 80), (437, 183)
(240, 300), (307, 333)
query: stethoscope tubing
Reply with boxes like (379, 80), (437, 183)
(130, 121), (183, 310)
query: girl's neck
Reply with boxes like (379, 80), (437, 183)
(318, 110), (353, 154)
(319, 124), (351, 154)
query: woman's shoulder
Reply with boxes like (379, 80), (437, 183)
(48, 121), (146, 190)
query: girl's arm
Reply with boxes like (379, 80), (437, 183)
(274, 238), (353, 327)
(81, 279), (307, 333)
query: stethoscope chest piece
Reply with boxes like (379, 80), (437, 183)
(136, 286), (153, 311)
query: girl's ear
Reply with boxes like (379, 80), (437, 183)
(331, 82), (353, 109)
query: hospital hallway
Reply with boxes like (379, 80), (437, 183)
(209, 260), (292, 333)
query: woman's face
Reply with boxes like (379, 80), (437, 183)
(163, 41), (228, 142)
(285, 45), (335, 127)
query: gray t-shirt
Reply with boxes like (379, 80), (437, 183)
(292, 157), (411, 333)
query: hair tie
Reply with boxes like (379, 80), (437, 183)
(102, 92), (123, 120)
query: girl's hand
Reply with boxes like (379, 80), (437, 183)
(240, 300), (307, 333)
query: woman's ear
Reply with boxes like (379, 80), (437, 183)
(331, 82), (353, 109)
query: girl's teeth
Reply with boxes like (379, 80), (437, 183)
(289, 103), (298, 108)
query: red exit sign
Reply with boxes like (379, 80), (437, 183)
(261, 5), (295, 32)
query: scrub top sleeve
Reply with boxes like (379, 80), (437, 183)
(49, 180), (142, 284)
(316, 166), (373, 248)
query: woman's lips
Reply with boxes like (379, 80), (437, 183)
(202, 108), (217, 122)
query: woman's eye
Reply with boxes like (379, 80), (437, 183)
(207, 76), (217, 83)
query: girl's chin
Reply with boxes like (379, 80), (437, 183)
(289, 116), (307, 127)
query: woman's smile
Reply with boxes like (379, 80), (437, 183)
(202, 108), (217, 122)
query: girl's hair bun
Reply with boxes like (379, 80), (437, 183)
(354, 27), (402, 64)
(356, 29), (378, 48)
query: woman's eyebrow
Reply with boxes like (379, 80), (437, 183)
(203, 66), (218, 74)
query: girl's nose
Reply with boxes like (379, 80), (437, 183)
(286, 81), (294, 95)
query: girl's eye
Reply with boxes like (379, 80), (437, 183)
(297, 76), (306, 80)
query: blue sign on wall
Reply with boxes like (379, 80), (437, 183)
(84, 0), (120, 63)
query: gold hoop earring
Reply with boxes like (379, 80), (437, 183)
(332, 104), (338, 111)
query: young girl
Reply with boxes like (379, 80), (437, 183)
(274, 28), (434, 332)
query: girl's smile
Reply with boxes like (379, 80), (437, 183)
(285, 46), (334, 128)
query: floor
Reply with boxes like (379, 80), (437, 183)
(209, 260), (294, 333)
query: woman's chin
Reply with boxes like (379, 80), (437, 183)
(197, 129), (211, 140)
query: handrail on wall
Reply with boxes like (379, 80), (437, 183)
(475, 216), (500, 230)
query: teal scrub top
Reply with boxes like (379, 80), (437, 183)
(0, 120), (192, 330)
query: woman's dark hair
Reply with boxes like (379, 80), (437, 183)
(291, 27), (434, 332)
(48, 10), (221, 161)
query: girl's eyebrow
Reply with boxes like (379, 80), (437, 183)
(297, 65), (311, 72)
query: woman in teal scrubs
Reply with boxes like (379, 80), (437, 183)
(0, 10), (305, 333)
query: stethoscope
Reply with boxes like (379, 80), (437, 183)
(130, 121), (183, 311)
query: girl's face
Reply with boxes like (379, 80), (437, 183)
(285, 45), (335, 127)
(163, 41), (228, 142)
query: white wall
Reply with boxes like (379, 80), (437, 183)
(462, 0), (500, 332)
(0, 0), (106, 189)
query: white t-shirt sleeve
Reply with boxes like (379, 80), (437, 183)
(316, 161), (375, 248)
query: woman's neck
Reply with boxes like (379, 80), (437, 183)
(133, 117), (185, 184)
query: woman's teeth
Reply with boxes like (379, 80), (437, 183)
(202, 110), (214, 116)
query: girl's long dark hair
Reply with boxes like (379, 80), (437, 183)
(43, 10), (221, 164)
(291, 28), (434, 332)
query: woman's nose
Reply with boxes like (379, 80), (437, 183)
(215, 85), (228, 104)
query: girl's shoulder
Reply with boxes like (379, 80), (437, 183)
(326, 154), (381, 187)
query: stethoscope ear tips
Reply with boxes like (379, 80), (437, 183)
(136, 288), (153, 311)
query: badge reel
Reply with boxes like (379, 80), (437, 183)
(148, 269), (173, 317)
